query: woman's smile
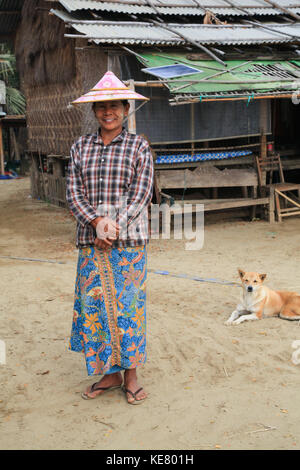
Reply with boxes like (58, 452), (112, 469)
(94, 101), (129, 134)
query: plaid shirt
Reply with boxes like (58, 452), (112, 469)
(66, 128), (154, 248)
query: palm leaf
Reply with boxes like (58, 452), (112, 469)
(0, 58), (14, 82)
(0, 43), (25, 115)
(5, 87), (26, 115)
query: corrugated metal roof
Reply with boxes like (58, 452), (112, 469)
(135, 51), (300, 101)
(51, 10), (300, 45)
(58, 0), (300, 17)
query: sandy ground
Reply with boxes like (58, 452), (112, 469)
(0, 177), (300, 451)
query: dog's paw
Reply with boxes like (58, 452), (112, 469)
(225, 320), (233, 325)
(232, 319), (243, 325)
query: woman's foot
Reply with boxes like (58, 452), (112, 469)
(82, 371), (123, 399)
(123, 369), (147, 404)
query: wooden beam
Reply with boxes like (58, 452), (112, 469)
(127, 79), (136, 134)
(161, 197), (270, 213)
(156, 167), (258, 189)
(169, 93), (295, 105)
(260, 99), (269, 167)
(275, 189), (300, 209)
(0, 11), (20, 15)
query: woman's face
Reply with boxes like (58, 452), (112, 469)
(93, 100), (129, 133)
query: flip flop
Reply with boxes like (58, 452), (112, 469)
(122, 385), (147, 405)
(81, 382), (122, 400)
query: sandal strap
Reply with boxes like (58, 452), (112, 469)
(124, 386), (143, 399)
(90, 382), (111, 393)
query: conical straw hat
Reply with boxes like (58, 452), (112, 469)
(72, 71), (149, 105)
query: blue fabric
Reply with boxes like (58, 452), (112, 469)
(69, 245), (147, 376)
(155, 150), (252, 164)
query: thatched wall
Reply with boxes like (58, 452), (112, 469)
(24, 77), (83, 155)
(15, 0), (76, 87)
(15, 0), (108, 155)
(76, 44), (110, 137)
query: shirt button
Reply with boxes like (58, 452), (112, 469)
(101, 158), (104, 162)
(100, 178), (103, 182)
(99, 200), (102, 204)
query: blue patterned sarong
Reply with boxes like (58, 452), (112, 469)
(69, 245), (147, 376)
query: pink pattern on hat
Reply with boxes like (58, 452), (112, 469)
(72, 71), (149, 104)
(92, 71), (126, 91)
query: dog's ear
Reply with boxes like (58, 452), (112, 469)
(259, 273), (267, 282)
(238, 268), (245, 279)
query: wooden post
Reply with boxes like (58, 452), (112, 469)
(30, 153), (40, 199)
(10, 128), (20, 161)
(52, 157), (63, 177)
(260, 100), (268, 168)
(127, 79), (136, 134)
(190, 103), (195, 156)
(0, 122), (4, 175)
(269, 185), (275, 224)
(275, 189), (282, 222)
(259, 99), (269, 195)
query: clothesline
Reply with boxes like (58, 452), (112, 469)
(0, 255), (240, 286)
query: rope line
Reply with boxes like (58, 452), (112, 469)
(0, 255), (240, 286)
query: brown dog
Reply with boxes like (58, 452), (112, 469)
(226, 269), (300, 325)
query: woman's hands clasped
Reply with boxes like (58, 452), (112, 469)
(94, 216), (120, 250)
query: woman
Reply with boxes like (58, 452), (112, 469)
(66, 71), (153, 404)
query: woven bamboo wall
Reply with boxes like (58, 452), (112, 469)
(24, 43), (109, 155)
(76, 45), (109, 137)
(15, 0), (109, 156)
(25, 75), (83, 155)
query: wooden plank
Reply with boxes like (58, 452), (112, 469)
(281, 211), (300, 217)
(275, 189), (300, 209)
(280, 207), (300, 213)
(276, 183), (300, 190)
(171, 197), (253, 204)
(164, 197), (269, 214)
(197, 198), (269, 211)
(156, 166), (258, 189)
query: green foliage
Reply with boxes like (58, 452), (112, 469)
(0, 43), (25, 115)
(5, 86), (26, 115)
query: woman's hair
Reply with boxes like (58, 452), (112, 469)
(92, 100), (129, 111)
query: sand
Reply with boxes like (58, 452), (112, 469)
(0, 177), (300, 451)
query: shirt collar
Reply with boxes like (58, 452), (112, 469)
(94, 127), (127, 145)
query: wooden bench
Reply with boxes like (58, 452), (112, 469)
(154, 164), (274, 222)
